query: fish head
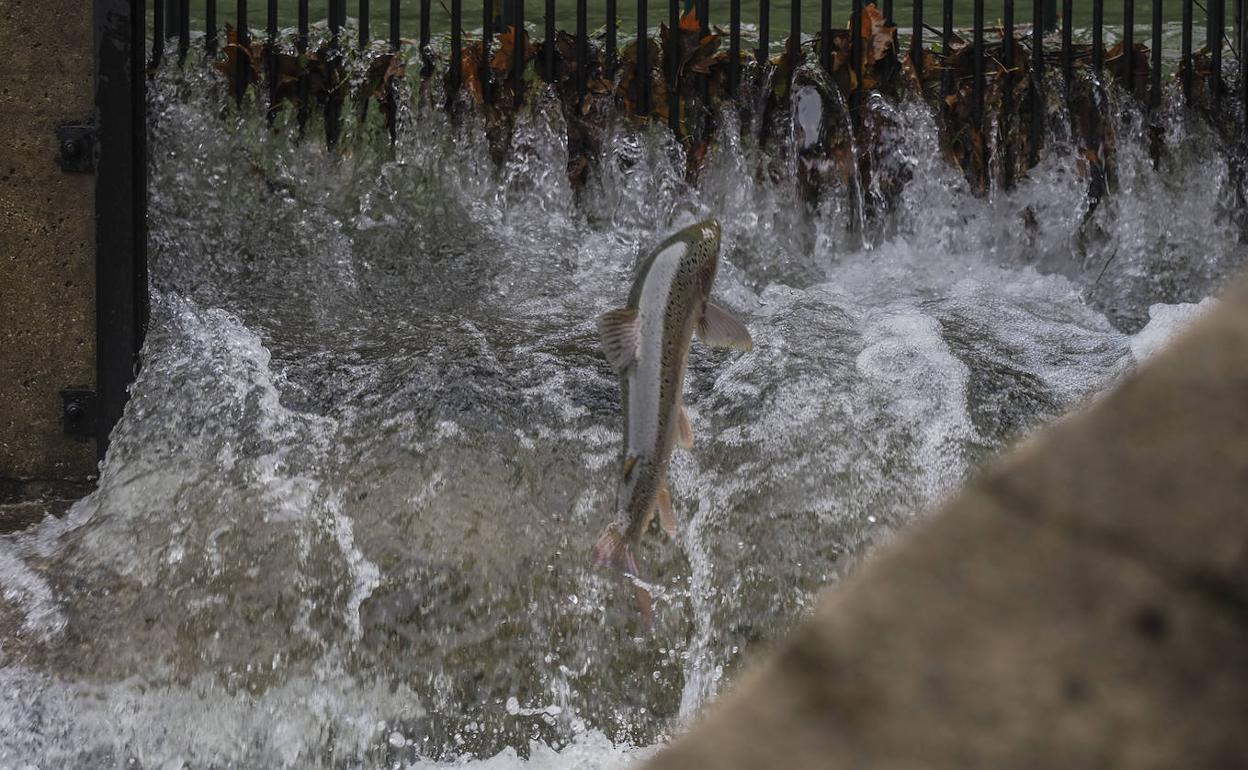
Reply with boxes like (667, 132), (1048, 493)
(681, 219), (721, 262)
(677, 218), (723, 294)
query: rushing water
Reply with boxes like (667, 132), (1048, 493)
(1, 54), (1244, 768)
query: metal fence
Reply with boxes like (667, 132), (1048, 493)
(149, 1), (1248, 139)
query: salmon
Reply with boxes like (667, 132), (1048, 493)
(592, 219), (753, 627)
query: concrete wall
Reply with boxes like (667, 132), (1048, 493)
(0, 0), (97, 527)
(645, 278), (1248, 769)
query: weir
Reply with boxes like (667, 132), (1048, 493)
(1, 1), (1247, 768)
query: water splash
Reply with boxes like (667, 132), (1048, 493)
(1, 54), (1244, 767)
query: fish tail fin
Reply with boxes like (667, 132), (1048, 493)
(592, 525), (653, 631)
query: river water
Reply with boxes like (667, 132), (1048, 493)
(1, 57), (1243, 768)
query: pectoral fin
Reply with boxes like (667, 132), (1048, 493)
(697, 302), (753, 351)
(676, 403), (694, 449)
(599, 309), (641, 372)
(657, 483), (678, 537)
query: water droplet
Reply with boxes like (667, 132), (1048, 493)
(505, 696), (520, 715)
(387, 731), (405, 748)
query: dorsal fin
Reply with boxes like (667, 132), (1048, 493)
(598, 308), (641, 372)
(657, 483), (678, 537)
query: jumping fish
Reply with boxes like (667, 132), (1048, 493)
(592, 219), (753, 625)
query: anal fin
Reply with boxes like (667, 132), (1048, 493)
(676, 403), (694, 449)
(657, 483), (678, 537)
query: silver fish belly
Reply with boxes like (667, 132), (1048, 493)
(592, 218), (753, 625)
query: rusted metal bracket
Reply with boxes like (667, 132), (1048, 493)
(56, 122), (98, 173)
(60, 389), (97, 438)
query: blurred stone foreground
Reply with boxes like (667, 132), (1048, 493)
(645, 279), (1248, 770)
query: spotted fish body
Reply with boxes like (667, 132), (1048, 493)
(592, 219), (753, 625)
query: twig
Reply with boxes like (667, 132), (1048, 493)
(1094, 247), (1118, 287)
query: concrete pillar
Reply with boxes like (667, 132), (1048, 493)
(645, 278), (1248, 769)
(0, 0), (97, 530)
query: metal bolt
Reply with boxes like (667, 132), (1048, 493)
(61, 138), (81, 160)
(65, 401), (83, 423)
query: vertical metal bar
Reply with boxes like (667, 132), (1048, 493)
(360, 0), (370, 48)
(544, 0), (556, 82)
(207, 0), (218, 53)
(637, 0), (649, 114)
(884, 0), (894, 25)
(390, 0), (399, 50)
(1004, 0), (1014, 186)
(1233, 0), (1243, 53)
(1238, 0), (1243, 54)
(852, 0), (863, 119)
(607, 0), (618, 78)
(234, 0), (249, 105)
(152, 0), (165, 66)
(789, 0), (800, 65)
(698, 0), (709, 132)
(973, 0), (984, 128)
(1209, 0), (1222, 109)
(483, 0), (494, 104)
(421, 0), (432, 74)
(1003, 2), (1013, 72)
(450, 0), (462, 103)
(1124, 0), (1134, 93)
(729, 0), (740, 94)
(669, 0), (680, 134)
(577, 0), (588, 99)
(485, 0), (494, 52)
(267, 0), (278, 112)
(327, 0), (344, 145)
(298, 0), (309, 130)
(95, 0), (149, 459)
(1092, 0), (1103, 76)
(1151, 0), (1162, 107)
(1242, 0), (1248, 127)
(295, 0), (308, 44)
(911, 0), (922, 77)
(1031, 0), (1044, 165)
(164, 0), (179, 38)
(820, 0), (831, 73)
(1182, 0), (1192, 102)
(1062, 0), (1073, 90)
(178, 0), (190, 62)
(758, 0), (769, 63)
(942, 0), (954, 96)
(1044, 0), (1057, 29)
(512, 0), (525, 106)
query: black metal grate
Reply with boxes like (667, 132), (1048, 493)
(147, 1), (1248, 140)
